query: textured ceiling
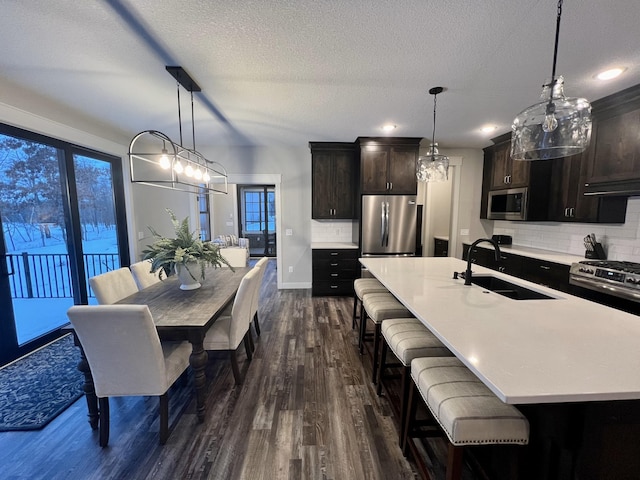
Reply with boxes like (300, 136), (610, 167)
(1, 0), (639, 150)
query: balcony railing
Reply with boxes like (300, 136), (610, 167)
(6, 252), (120, 299)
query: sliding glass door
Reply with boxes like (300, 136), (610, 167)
(0, 124), (129, 366)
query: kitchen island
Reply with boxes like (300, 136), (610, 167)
(360, 256), (640, 404)
(361, 256), (640, 479)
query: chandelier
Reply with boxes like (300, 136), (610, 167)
(129, 66), (228, 194)
(416, 86), (449, 182)
(510, 0), (592, 161)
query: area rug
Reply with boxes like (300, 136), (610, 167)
(0, 334), (84, 431)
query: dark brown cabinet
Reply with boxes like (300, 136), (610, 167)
(548, 153), (627, 223)
(310, 142), (357, 219)
(357, 137), (421, 194)
(489, 138), (529, 189)
(312, 249), (360, 296)
(434, 238), (448, 257)
(462, 244), (570, 292)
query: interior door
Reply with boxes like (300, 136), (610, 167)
(238, 185), (276, 257)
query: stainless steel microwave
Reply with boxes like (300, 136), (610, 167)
(487, 187), (528, 221)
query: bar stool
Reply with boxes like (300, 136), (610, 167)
(360, 292), (413, 383)
(403, 357), (529, 480)
(377, 317), (453, 446)
(352, 278), (388, 330)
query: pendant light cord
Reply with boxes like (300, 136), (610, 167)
(432, 93), (437, 153)
(176, 81), (183, 146)
(550, 0), (562, 82)
(191, 91), (196, 151)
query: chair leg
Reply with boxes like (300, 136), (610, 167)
(253, 312), (261, 337)
(352, 295), (359, 329)
(159, 393), (169, 445)
(98, 397), (110, 447)
(446, 444), (464, 480)
(376, 337), (388, 396)
(244, 332), (253, 361)
(358, 310), (367, 355)
(247, 327), (255, 353)
(230, 349), (243, 385)
(402, 380), (418, 455)
(371, 322), (382, 384)
(399, 365), (410, 447)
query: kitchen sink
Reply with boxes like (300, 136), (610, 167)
(471, 275), (554, 300)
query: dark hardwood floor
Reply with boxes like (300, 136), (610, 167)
(0, 260), (420, 480)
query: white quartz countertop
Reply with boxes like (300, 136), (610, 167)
(360, 256), (640, 405)
(466, 242), (585, 265)
(311, 242), (358, 249)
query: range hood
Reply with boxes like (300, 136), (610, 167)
(584, 179), (640, 197)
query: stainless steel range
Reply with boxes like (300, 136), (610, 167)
(569, 260), (640, 302)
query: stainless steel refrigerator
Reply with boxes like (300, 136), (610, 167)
(361, 195), (417, 256)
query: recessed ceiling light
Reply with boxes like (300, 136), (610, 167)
(480, 125), (498, 134)
(381, 124), (397, 132)
(595, 67), (626, 81)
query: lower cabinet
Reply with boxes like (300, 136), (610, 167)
(312, 249), (360, 296)
(434, 238), (449, 257)
(462, 244), (570, 292)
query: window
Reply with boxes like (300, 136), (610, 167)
(198, 186), (211, 241)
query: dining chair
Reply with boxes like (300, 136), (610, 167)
(203, 268), (258, 384)
(89, 267), (139, 304)
(130, 259), (162, 290)
(250, 257), (269, 337)
(66, 304), (191, 447)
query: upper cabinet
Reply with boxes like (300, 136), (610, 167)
(489, 137), (529, 189)
(548, 152), (627, 223)
(357, 137), (421, 194)
(310, 142), (357, 219)
(584, 84), (640, 195)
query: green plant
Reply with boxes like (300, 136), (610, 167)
(142, 209), (232, 281)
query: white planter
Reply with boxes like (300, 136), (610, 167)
(176, 262), (201, 290)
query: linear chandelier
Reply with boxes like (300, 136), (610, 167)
(510, 0), (592, 161)
(129, 66), (228, 194)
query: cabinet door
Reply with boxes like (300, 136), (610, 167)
(361, 147), (389, 193)
(388, 147), (418, 194)
(490, 143), (510, 188)
(587, 109), (640, 184)
(548, 154), (584, 221)
(509, 157), (530, 188)
(333, 151), (356, 218)
(312, 152), (335, 219)
(521, 258), (570, 292)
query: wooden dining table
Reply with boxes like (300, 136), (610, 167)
(77, 265), (251, 428)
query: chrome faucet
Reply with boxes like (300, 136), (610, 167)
(464, 238), (501, 286)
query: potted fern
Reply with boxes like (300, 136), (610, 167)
(142, 209), (232, 290)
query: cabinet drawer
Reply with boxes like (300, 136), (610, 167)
(312, 280), (355, 296)
(521, 258), (570, 292)
(312, 249), (358, 261)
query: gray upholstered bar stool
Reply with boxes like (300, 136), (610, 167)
(377, 317), (453, 446)
(403, 357), (529, 480)
(360, 291), (413, 383)
(352, 278), (388, 330)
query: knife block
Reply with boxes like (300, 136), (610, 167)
(585, 242), (607, 260)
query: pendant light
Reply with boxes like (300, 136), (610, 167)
(416, 86), (449, 182)
(510, 0), (591, 161)
(129, 66), (228, 194)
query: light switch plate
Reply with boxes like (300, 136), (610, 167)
(286, 229), (293, 236)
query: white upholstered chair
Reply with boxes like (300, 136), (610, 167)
(250, 257), (269, 337)
(203, 268), (258, 384)
(66, 304), (191, 447)
(130, 260), (162, 290)
(89, 267), (139, 304)
(219, 247), (249, 268)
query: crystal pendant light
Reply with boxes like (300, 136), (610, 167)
(416, 86), (449, 182)
(511, 0), (591, 161)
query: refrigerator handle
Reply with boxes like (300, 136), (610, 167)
(384, 201), (390, 247)
(380, 201), (385, 247)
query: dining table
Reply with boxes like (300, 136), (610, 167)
(76, 265), (251, 428)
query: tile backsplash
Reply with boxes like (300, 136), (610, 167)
(493, 197), (640, 262)
(311, 220), (356, 243)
